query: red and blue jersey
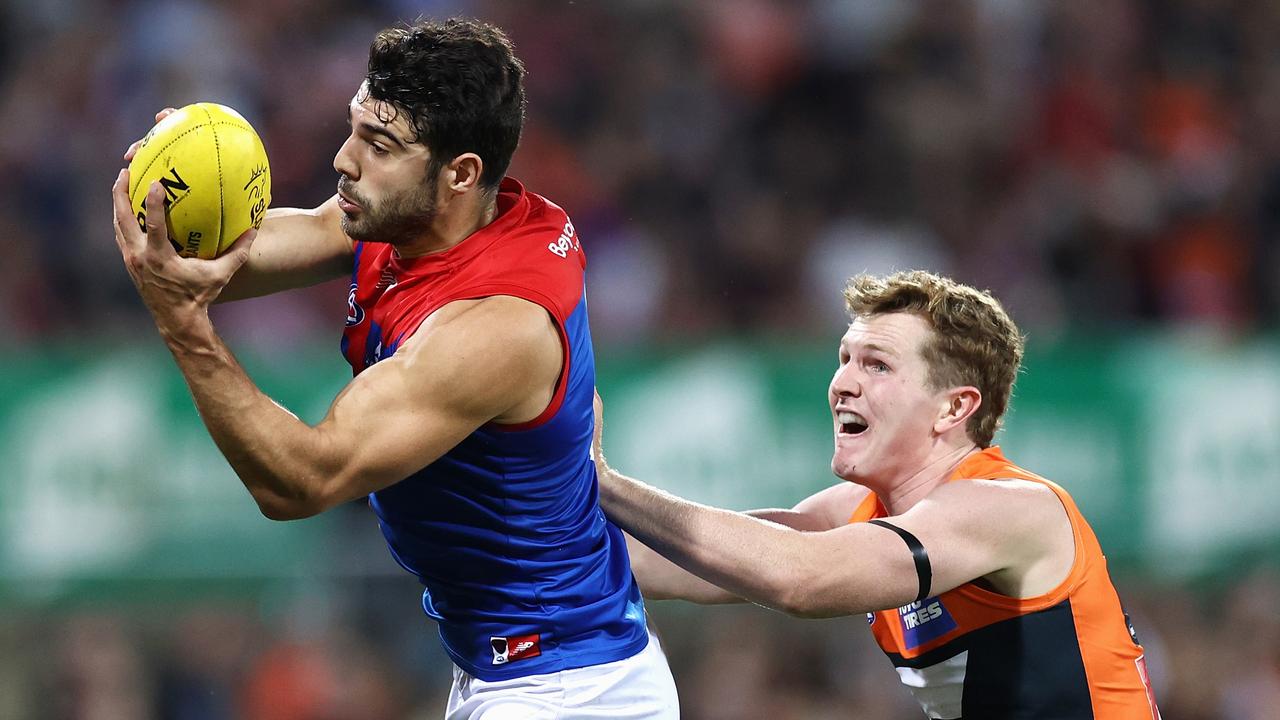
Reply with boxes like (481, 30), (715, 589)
(341, 178), (649, 680)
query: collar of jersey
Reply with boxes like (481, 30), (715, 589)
(947, 446), (1010, 482)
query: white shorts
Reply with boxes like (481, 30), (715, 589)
(445, 634), (679, 719)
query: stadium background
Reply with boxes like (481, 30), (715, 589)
(1, 0), (1278, 717)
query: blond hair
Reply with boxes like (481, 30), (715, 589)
(843, 270), (1024, 447)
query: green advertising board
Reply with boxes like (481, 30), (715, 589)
(0, 333), (1276, 603)
(593, 333), (1280, 577)
(0, 346), (349, 603)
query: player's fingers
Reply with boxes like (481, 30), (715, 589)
(211, 228), (257, 278)
(143, 181), (173, 253)
(111, 169), (141, 253)
(155, 107), (176, 123)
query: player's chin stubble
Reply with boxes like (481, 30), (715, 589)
(339, 178), (438, 247)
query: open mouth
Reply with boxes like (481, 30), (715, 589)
(837, 411), (869, 435)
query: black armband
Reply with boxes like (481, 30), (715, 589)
(867, 519), (932, 603)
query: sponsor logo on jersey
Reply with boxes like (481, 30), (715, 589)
(346, 282), (365, 327)
(490, 633), (542, 665)
(898, 597), (958, 650)
(547, 220), (580, 258)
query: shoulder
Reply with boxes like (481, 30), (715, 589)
(383, 296), (558, 414)
(905, 477), (1069, 564)
(924, 477), (1063, 524)
(931, 476), (1059, 504)
(916, 477), (1076, 596)
(408, 295), (557, 353)
(503, 183), (580, 262)
(465, 214), (585, 316)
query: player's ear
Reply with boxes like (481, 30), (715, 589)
(935, 386), (981, 435)
(444, 152), (484, 194)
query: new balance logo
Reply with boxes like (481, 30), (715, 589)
(490, 633), (542, 665)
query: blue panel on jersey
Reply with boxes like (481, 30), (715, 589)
(367, 292), (649, 681)
(363, 321), (384, 367)
(898, 596), (959, 650)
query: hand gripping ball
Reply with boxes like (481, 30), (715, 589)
(127, 103), (271, 258)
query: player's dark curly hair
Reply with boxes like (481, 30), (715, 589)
(363, 17), (526, 191)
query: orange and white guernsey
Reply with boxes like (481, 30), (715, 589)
(852, 447), (1160, 719)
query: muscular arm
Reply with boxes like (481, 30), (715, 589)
(621, 483), (869, 603)
(217, 196), (353, 302)
(598, 463), (1071, 618)
(114, 175), (562, 522)
(591, 395), (872, 603)
(171, 295), (560, 519)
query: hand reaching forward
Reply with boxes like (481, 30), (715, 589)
(111, 169), (255, 331)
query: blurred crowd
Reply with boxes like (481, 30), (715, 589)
(2, 0), (1279, 347)
(2, 0), (1279, 718)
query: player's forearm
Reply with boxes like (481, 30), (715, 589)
(158, 312), (340, 519)
(599, 467), (826, 616)
(218, 201), (352, 303)
(624, 532), (742, 604)
(625, 507), (824, 603)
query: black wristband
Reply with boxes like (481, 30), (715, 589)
(867, 519), (932, 603)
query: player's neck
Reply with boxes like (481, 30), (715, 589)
(877, 442), (979, 515)
(396, 193), (498, 258)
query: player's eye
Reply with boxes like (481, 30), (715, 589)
(369, 141), (389, 156)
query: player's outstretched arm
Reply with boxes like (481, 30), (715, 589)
(592, 395), (866, 604)
(590, 394), (740, 602)
(619, 489), (857, 605)
(596, 456), (1070, 618)
(112, 175), (560, 519)
(620, 530), (740, 604)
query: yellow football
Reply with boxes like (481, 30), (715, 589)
(127, 103), (271, 259)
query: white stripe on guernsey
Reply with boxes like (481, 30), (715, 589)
(895, 650), (968, 720)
